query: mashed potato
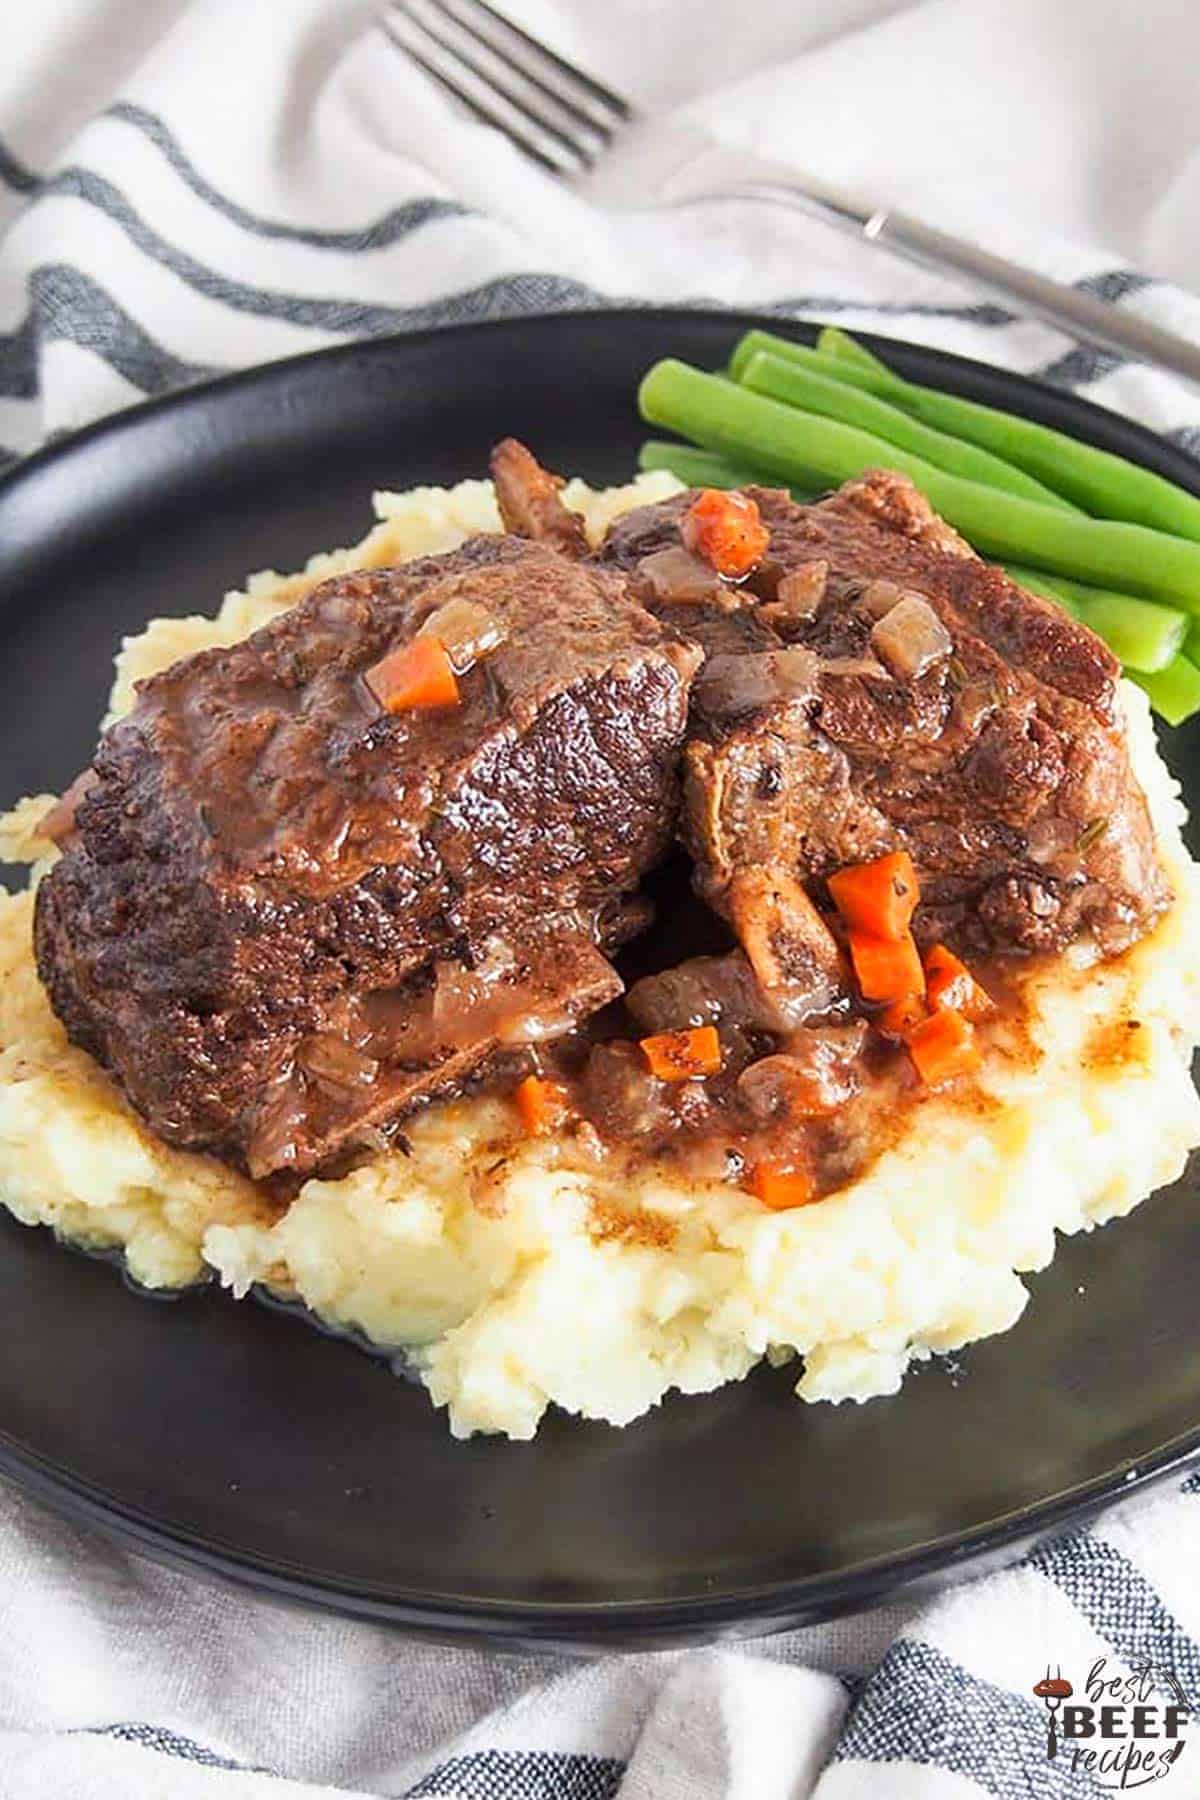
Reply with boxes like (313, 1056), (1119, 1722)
(2, 474), (1199, 1439)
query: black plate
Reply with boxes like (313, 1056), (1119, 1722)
(1, 310), (1198, 1652)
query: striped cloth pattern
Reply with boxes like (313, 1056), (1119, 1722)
(3, 3), (1200, 1796)
(20, 1473), (1200, 1799)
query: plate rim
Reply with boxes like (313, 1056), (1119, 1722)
(6, 306), (1200, 508)
(3, 305), (1199, 1647)
(1, 1408), (1196, 1647)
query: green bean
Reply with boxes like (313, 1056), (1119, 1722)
(1001, 565), (1082, 616)
(1006, 561), (1185, 627)
(637, 439), (818, 502)
(816, 327), (889, 374)
(807, 326), (1200, 540)
(731, 330), (891, 394)
(1074, 595), (1186, 673)
(738, 349), (1076, 510)
(732, 331), (879, 394)
(1003, 564), (1186, 672)
(1128, 656), (1200, 727)
(637, 441), (763, 490)
(638, 360), (1200, 610)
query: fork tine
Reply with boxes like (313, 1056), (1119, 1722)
(437, 0), (633, 134)
(381, 9), (592, 176)
(401, 0), (612, 162)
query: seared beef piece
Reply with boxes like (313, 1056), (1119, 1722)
(600, 471), (1171, 959)
(492, 437), (590, 560)
(579, 1040), (673, 1141)
(627, 949), (795, 1035)
(36, 535), (700, 1176)
(250, 910), (627, 1177)
(488, 442), (853, 1020)
(736, 1024), (868, 1124)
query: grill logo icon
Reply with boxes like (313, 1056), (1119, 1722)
(1032, 1666), (1073, 1759)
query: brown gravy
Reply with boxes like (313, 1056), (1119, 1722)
(511, 863), (1043, 1204)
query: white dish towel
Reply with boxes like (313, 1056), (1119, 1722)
(3, 2), (1200, 1794)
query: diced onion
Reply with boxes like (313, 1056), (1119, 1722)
(856, 578), (906, 619)
(695, 648), (818, 717)
(418, 597), (506, 673)
(299, 1034), (380, 1089)
(818, 654), (891, 680)
(637, 545), (724, 603)
(870, 595), (953, 679)
(772, 560), (828, 618)
(737, 1028), (864, 1120)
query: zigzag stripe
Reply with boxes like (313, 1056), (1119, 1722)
(107, 102), (471, 249)
(833, 1636), (1102, 1797)
(0, 264), (221, 400)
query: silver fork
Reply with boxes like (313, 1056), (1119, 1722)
(381, 0), (1200, 389)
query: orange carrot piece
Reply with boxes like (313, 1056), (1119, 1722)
(827, 850), (919, 940)
(513, 1074), (571, 1136)
(681, 488), (770, 577)
(366, 636), (459, 712)
(638, 1025), (722, 1081)
(904, 1008), (981, 1086)
(749, 1161), (818, 1210)
(875, 992), (927, 1038)
(847, 927), (925, 1004)
(924, 943), (995, 1020)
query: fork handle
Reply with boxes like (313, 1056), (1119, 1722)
(870, 208), (1200, 387)
(713, 179), (1200, 390)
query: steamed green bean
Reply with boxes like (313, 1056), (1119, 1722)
(811, 326), (1200, 541)
(1003, 565), (1186, 672)
(738, 349), (1076, 510)
(638, 441), (764, 490)
(637, 439), (818, 502)
(1128, 657), (1200, 726)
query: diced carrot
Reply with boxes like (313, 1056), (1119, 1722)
(847, 928), (925, 1004)
(513, 1074), (571, 1136)
(827, 850), (919, 940)
(638, 1025), (722, 1081)
(681, 488), (770, 577)
(904, 1008), (981, 1086)
(749, 1161), (818, 1210)
(924, 943), (995, 1020)
(365, 636), (459, 712)
(875, 992), (927, 1038)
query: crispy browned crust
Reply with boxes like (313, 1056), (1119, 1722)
(35, 535), (699, 1175)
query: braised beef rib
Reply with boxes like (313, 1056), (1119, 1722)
(35, 534), (699, 1176)
(599, 470), (1170, 961)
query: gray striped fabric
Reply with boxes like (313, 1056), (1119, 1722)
(4, 91), (1200, 467)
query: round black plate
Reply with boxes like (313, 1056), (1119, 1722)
(1, 310), (1198, 1651)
